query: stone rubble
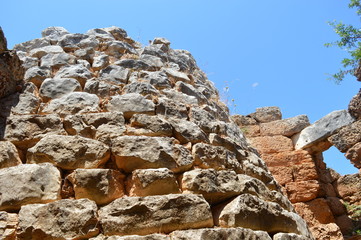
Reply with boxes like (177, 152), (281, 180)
(0, 27), (313, 239)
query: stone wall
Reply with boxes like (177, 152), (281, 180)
(0, 27), (312, 239)
(234, 106), (361, 239)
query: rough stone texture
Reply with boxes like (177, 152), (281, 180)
(39, 77), (82, 101)
(0, 163), (61, 211)
(294, 110), (355, 150)
(273, 233), (309, 240)
(27, 135), (110, 170)
(328, 120), (361, 153)
(67, 169), (125, 205)
(129, 114), (173, 137)
(0, 141), (22, 168)
(99, 194), (213, 236)
(285, 180), (321, 203)
(217, 194), (311, 238)
(127, 168), (180, 196)
(259, 115), (310, 137)
(17, 199), (99, 240)
(3, 114), (67, 149)
(348, 89), (361, 120)
(0, 211), (18, 240)
(111, 136), (193, 173)
(336, 173), (361, 205)
(345, 142), (361, 168)
(249, 136), (294, 154)
(169, 227), (271, 240)
(249, 106), (282, 123)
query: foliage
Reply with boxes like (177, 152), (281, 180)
(325, 0), (361, 83)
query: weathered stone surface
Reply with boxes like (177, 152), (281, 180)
(123, 82), (159, 97)
(129, 114), (173, 137)
(249, 135), (294, 154)
(326, 197), (347, 217)
(169, 227), (271, 240)
(336, 173), (361, 205)
(4, 114), (66, 149)
(27, 135), (110, 170)
(294, 110), (355, 150)
(106, 93), (155, 119)
(24, 66), (51, 87)
(142, 71), (172, 90)
(92, 54), (109, 70)
(111, 136), (193, 173)
(58, 33), (99, 51)
(39, 77), (82, 101)
(175, 81), (207, 104)
(273, 233), (309, 240)
(0, 163), (61, 211)
(90, 234), (170, 240)
(13, 38), (50, 53)
(29, 45), (64, 58)
(54, 64), (93, 86)
(67, 169), (125, 205)
(345, 142), (361, 168)
(63, 111), (126, 142)
(0, 211), (18, 240)
(163, 89), (198, 106)
(17, 198), (99, 239)
(140, 54), (164, 70)
(208, 133), (248, 161)
(348, 89), (361, 120)
(249, 107), (282, 123)
(163, 68), (191, 83)
(232, 114), (258, 126)
(41, 26), (69, 43)
(105, 40), (137, 56)
(192, 143), (242, 173)
(99, 194), (213, 236)
(0, 50), (24, 98)
(294, 198), (335, 227)
(41, 92), (100, 115)
(217, 194), (310, 237)
(328, 120), (361, 153)
(40, 52), (76, 68)
(84, 78), (121, 97)
(285, 180), (320, 203)
(102, 26), (128, 40)
(127, 168), (180, 196)
(0, 141), (21, 168)
(169, 118), (208, 144)
(0, 27), (7, 52)
(156, 97), (188, 119)
(309, 223), (343, 240)
(259, 115), (310, 137)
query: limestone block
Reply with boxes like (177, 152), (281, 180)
(102, 26), (128, 40)
(232, 114), (258, 126)
(336, 173), (361, 205)
(142, 71), (172, 90)
(17, 199), (99, 239)
(41, 26), (69, 43)
(4, 114), (66, 149)
(285, 180), (320, 203)
(40, 52), (76, 69)
(41, 92), (100, 116)
(39, 77), (82, 101)
(249, 106), (282, 123)
(169, 118), (208, 144)
(13, 38), (50, 52)
(209, 133), (248, 161)
(273, 233), (309, 240)
(189, 106), (218, 133)
(67, 169), (125, 205)
(63, 112), (126, 142)
(0, 141), (21, 168)
(163, 68), (190, 83)
(90, 234), (170, 240)
(142, 45), (168, 61)
(156, 97), (188, 119)
(58, 33), (99, 51)
(20, 56), (38, 70)
(140, 54), (164, 70)
(169, 227), (271, 240)
(249, 135), (294, 154)
(163, 89), (198, 105)
(84, 78), (121, 98)
(168, 49), (197, 72)
(175, 81), (207, 104)
(2, 91), (40, 116)
(24, 66), (51, 87)
(294, 110), (355, 150)
(328, 120), (361, 153)
(127, 168), (180, 196)
(123, 82), (159, 96)
(217, 194), (310, 237)
(29, 45), (64, 58)
(92, 54), (109, 70)
(309, 223), (343, 240)
(86, 28), (115, 40)
(192, 143), (242, 173)
(99, 194), (213, 236)
(105, 40), (137, 56)
(129, 114), (173, 137)
(106, 93), (155, 119)
(115, 59), (152, 71)
(0, 163), (61, 211)
(54, 64), (93, 86)
(259, 115), (310, 137)
(348, 90), (361, 120)
(27, 135), (110, 170)
(0, 211), (18, 240)
(326, 197), (347, 216)
(111, 136), (193, 173)
(345, 142), (361, 168)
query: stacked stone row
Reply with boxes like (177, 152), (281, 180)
(0, 27), (311, 239)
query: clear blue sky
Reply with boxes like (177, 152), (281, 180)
(1, 0), (360, 175)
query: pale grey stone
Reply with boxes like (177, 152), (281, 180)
(260, 115), (310, 137)
(111, 135), (193, 173)
(250, 106), (282, 123)
(24, 66), (51, 87)
(0, 141), (21, 169)
(41, 26), (69, 43)
(84, 78), (121, 98)
(123, 82), (159, 96)
(20, 56), (39, 69)
(175, 81), (207, 104)
(130, 114), (173, 137)
(99, 65), (129, 84)
(163, 89), (198, 105)
(99, 194), (213, 236)
(168, 118), (208, 144)
(86, 28), (114, 40)
(0, 163), (61, 211)
(294, 110), (355, 150)
(142, 71), (171, 90)
(17, 199), (99, 239)
(77, 59), (91, 69)
(40, 52), (76, 68)
(156, 97), (189, 119)
(41, 92), (100, 116)
(168, 49), (197, 72)
(92, 54), (109, 70)
(102, 26), (128, 40)
(27, 135), (110, 170)
(273, 233), (309, 240)
(105, 40), (137, 56)
(152, 37), (171, 46)
(54, 64), (93, 86)
(10, 91), (40, 115)
(13, 38), (50, 52)
(29, 45), (64, 58)
(39, 77), (82, 101)
(163, 68), (190, 83)
(140, 54), (164, 70)
(106, 93), (155, 119)
(115, 59), (151, 71)
(58, 33), (99, 51)
(141, 45), (168, 61)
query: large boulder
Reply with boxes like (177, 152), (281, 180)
(0, 141), (22, 168)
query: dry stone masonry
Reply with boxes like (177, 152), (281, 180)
(0, 27), (312, 239)
(234, 106), (361, 239)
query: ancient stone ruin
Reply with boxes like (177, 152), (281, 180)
(0, 26), (314, 239)
(233, 105), (361, 239)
